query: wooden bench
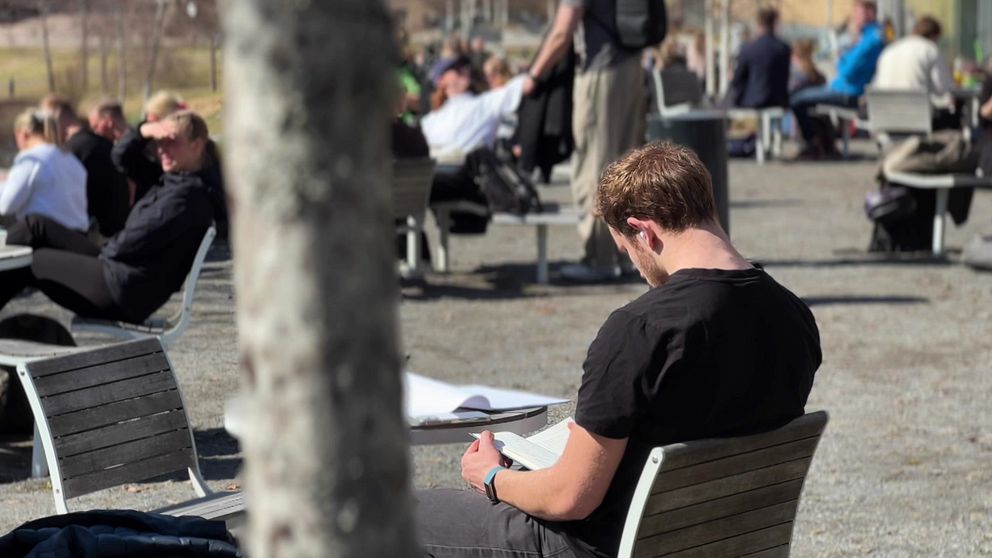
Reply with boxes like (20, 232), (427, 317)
(70, 226), (216, 350)
(16, 338), (243, 524)
(431, 201), (583, 284)
(617, 411), (829, 558)
(393, 158), (436, 280)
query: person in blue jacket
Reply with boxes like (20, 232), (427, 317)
(789, 0), (885, 158)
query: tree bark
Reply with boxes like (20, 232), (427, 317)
(220, 1), (417, 557)
(116, 1), (127, 103)
(99, 31), (109, 94)
(38, 1), (56, 93)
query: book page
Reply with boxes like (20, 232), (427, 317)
(458, 383), (569, 410)
(525, 418), (573, 456)
(473, 432), (561, 470)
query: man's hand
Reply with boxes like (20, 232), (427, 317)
(139, 120), (179, 141)
(522, 74), (537, 96)
(460, 431), (510, 494)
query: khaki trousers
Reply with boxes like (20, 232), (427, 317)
(571, 56), (646, 267)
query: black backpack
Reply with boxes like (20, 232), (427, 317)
(591, 0), (668, 51)
(468, 148), (542, 215)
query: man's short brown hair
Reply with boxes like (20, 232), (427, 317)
(595, 142), (716, 237)
(913, 15), (941, 40)
(757, 8), (779, 30)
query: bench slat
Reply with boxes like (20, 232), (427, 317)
(657, 413), (827, 470)
(645, 457), (812, 516)
(55, 409), (188, 457)
(59, 430), (192, 479)
(62, 448), (193, 499)
(740, 544), (790, 558)
(636, 479), (804, 539)
(157, 491), (246, 519)
(43, 371), (178, 417)
(34, 353), (170, 396)
(634, 500), (797, 557)
(47, 391), (184, 437)
(658, 523), (795, 558)
(28, 339), (163, 377)
(652, 437), (819, 493)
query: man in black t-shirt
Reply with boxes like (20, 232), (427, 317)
(416, 142), (822, 558)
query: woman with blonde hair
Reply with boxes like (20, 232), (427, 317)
(0, 108), (87, 231)
(789, 39), (826, 94)
(0, 111), (224, 325)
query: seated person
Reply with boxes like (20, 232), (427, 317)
(41, 95), (130, 237)
(0, 109), (87, 233)
(871, 15), (957, 130)
(730, 8), (791, 109)
(0, 111), (224, 325)
(790, 0), (884, 158)
(416, 142), (822, 558)
(789, 39), (826, 95)
(420, 56), (534, 232)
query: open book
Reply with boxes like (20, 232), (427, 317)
(472, 418), (573, 470)
(405, 372), (569, 424)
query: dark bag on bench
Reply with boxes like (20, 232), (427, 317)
(469, 148), (542, 215)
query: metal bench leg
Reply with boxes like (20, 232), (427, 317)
(772, 117), (783, 157)
(435, 209), (451, 273)
(406, 216), (421, 274)
(536, 224), (548, 284)
(31, 423), (48, 478)
(933, 189), (949, 256)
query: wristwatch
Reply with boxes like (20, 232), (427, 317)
(484, 466), (505, 503)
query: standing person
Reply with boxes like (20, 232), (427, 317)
(0, 111), (224, 324)
(730, 8), (791, 109)
(47, 97), (131, 237)
(871, 15), (956, 126)
(415, 142), (822, 558)
(527, 0), (657, 282)
(789, 0), (884, 158)
(0, 109), (87, 232)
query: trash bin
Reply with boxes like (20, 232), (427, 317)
(646, 111), (730, 235)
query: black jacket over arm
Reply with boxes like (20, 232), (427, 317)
(111, 126), (164, 203)
(100, 166), (221, 323)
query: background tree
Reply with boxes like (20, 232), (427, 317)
(220, 1), (418, 556)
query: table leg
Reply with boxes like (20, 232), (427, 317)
(436, 209), (450, 273)
(841, 118), (851, 159)
(31, 423), (48, 478)
(536, 224), (548, 284)
(406, 216), (420, 274)
(933, 189), (949, 256)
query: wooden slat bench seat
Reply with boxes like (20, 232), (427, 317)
(16, 338), (244, 525)
(617, 411), (829, 558)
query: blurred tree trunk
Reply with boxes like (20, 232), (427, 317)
(116, 1), (126, 103)
(143, 0), (168, 99)
(98, 32), (109, 94)
(209, 32), (218, 92)
(38, 1), (55, 93)
(220, 1), (417, 557)
(79, 0), (89, 91)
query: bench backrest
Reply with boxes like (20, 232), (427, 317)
(866, 89), (932, 136)
(617, 411), (829, 558)
(166, 225), (216, 343)
(652, 68), (703, 116)
(16, 338), (209, 513)
(393, 158), (436, 220)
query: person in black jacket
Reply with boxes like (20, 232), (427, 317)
(0, 111), (223, 325)
(730, 8), (791, 109)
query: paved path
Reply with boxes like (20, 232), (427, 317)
(1, 141), (990, 556)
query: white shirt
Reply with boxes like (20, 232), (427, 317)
(421, 75), (527, 155)
(0, 143), (88, 231)
(871, 35), (954, 108)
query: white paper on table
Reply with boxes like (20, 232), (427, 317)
(404, 372), (569, 421)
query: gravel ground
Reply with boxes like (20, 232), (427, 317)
(1, 139), (990, 556)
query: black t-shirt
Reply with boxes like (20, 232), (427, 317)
(562, 267), (822, 558)
(66, 129), (130, 237)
